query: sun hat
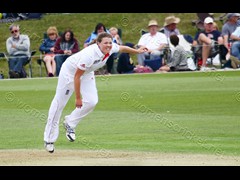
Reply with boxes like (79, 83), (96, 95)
(148, 20), (158, 27)
(164, 16), (180, 26)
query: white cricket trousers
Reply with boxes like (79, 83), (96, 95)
(44, 70), (98, 143)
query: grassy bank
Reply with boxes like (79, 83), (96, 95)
(0, 13), (225, 78)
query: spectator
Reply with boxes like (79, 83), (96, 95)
(137, 19), (168, 66)
(84, 23), (107, 48)
(157, 35), (195, 72)
(54, 29), (80, 76)
(6, 24), (30, 78)
(117, 43), (135, 74)
(108, 27), (123, 74)
(160, 15), (181, 38)
(221, 13), (240, 58)
(213, 22), (219, 31)
(229, 16), (240, 65)
(192, 17), (223, 71)
(109, 27), (122, 45)
(39, 26), (59, 77)
(229, 26), (240, 68)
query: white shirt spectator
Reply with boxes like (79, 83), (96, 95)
(232, 26), (240, 37)
(138, 32), (168, 50)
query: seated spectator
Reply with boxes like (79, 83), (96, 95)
(54, 29), (80, 76)
(192, 17), (224, 71)
(137, 19), (168, 66)
(109, 27), (123, 74)
(221, 13), (240, 59)
(109, 27), (123, 45)
(157, 35), (195, 72)
(229, 26), (240, 68)
(6, 24), (30, 78)
(160, 15), (181, 38)
(84, 23), (114, 74)
(39, 26), (59, 77)
(84, 23), (108, 48)
(230, 26), (240, 60)
(117, 43), (135, 74)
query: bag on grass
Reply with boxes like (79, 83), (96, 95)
(187, 57), (197, 71)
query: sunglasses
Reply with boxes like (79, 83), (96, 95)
(48, 33), (55, 36)
(11, 30), (18, 34)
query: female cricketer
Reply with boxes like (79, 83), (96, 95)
(44, 32), (148, 153)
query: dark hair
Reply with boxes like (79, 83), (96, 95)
(61, 29), (74, 43)
(170, 34), (179, 46)
(94, 23), (107, 34)
(96, 32), (112, 43)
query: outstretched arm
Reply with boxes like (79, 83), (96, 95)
(119, 45), (148, 54)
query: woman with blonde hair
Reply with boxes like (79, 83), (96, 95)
(109, 27), (122, 45)
(213, 22), (219, 31)
(39, 26), (59, 77)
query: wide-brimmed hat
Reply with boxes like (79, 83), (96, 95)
(148, 20), (158, 27)
(164, 16), (180, 26)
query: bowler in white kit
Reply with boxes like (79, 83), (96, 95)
(44, 32), (147, 153)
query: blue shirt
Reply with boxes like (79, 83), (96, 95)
(194, 30), (221, 42)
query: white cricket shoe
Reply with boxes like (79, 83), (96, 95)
(44, 142), (54, 153)
(63, 121), (76, 142)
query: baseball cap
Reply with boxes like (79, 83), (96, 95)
(227, 13), (240, 19)
(204, 17), (214, 24)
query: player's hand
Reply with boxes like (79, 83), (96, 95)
(75, 98), (82, 108)
(137, 46), (148, 53)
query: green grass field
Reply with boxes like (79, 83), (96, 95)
(0, 71), (239, 158)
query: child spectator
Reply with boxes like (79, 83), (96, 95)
(157, 34), (195, 72)
(109, 27), (122, 45)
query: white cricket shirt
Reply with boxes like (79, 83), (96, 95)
(62, 43), (119, 79)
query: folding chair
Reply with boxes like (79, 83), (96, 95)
(192, 43), (228, 69)
(0, 50), (36, 78)
(0, 53), (6, 78)
(37, 52), (48, 77)
(27, 50), (36, 78)
(0, 52), (5, 58)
